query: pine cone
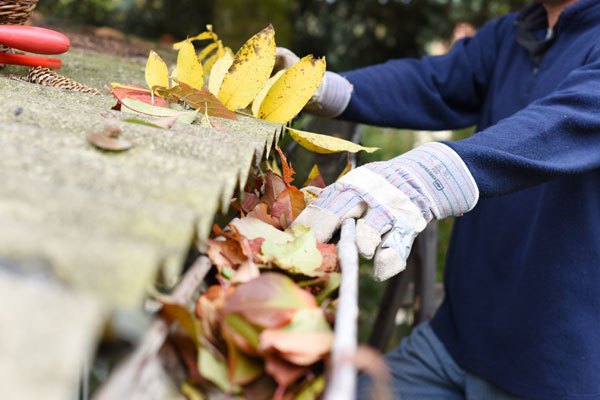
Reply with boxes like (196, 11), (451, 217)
(26, 67), (102, 95)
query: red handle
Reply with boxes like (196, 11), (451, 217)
(0, 26), (70, 55)
(0, 52), (61, 68)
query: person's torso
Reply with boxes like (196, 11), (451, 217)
(432, 2), (600, 398)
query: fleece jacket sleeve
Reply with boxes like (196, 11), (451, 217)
(445, 45), (600, 197)
(339, 19), (501, 130)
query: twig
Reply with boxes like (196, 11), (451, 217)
(323, 218), (359, 400)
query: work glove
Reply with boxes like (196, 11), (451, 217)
(294, 142), (479, 281)
(274, 47), (353, 118)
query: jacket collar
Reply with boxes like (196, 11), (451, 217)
(515, 0), (600, 66)
(551, 0), (600, 30)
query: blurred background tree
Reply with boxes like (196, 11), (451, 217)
(37, 0), (529, 69)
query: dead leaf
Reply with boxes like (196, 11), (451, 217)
(287, 127), (380, 154)
(218, 25), (276, 110)
(207, 239), (246, 271)
(259, 331), (332, 366)
(226, 339), (263, 386)
(258, 55), (326, 124)
(247, 203), (281, 229)
(275, 146), (295, 185)
(221, 272), (317, 329)
(160, 301), (203, 346)
(87, 132), (133, 152)
(302, 164), (326, 188)
(229, 217), (293, 244)
(208, 51), (234, 96)
(159, 80), (237, 120)
(145, 50), (169, 91)
(260, 228), (323, 277)
(110, 84), (169, 107)
(241, 192), (262, 214)
(316, 243), (338, 273)
(270, 187), (306, 229)
(262, 171), (287, 209)
(264, 355), (308, 392)
(176, 39), (204, 90)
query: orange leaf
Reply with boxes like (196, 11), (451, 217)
(270, 186), (306, 228)
(275, 145), (295, 185)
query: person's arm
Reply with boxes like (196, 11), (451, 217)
(339, 19), (501, 130)
(445, 46), (600, 197)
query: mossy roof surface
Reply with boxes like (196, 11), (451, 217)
(0, 47), (282, 400)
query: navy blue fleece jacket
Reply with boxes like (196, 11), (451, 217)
(339, 1), (600, 398)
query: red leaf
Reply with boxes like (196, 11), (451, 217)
(111, 85), (169, 107)
(316, 243), (338, 273)
(264, 355), (308, 391)
(241, 192), (262, 213)
(307, 173), (326, 189)
(262, 172), (287, 209)
(160, 80), (237, 120)
(270, 186), (306, 228)
(221, 273), (317, 329)
(275, 146), (295, 185)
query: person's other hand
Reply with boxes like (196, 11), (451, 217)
(293, 143), (479, 281)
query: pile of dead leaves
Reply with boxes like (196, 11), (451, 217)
(158, 148), (341, 399)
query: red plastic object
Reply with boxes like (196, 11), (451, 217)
(0, 25), (70, 55)
(0, 52), (61, 68)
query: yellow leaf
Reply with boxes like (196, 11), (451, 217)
(172, 31), (217, 50)
(110, 82), (151, 93)
(145, 50), (169, 90)
(302, 164), (322, 187)
(258, 55), (326, 123)
(208, 52), (234, 96)
(198, 42), (219, 62)
(224, 46), (235, 59)
(203, 53), (219, 76)
(251, 69), (285, 117)
(337, 153), (352, 180)
(218, 25), (276, 111)
(287, 127), (381, 154)
(176, 40), (204, 90)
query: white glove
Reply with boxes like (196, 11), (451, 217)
(274, 47), (353, 118)
(294, 142), (479, 281)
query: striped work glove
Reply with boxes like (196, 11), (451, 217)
(294, 142), (479, 281)
(274, 47), (353, 118)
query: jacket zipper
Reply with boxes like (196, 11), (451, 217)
(527, 66), (539, 93)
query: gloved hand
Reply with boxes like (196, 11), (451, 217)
(274, 47), (353, 118)
(294, 142), (479, 281)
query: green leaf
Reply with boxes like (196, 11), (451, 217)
(230, 217), (294, 244)
(315, 272), (341, 305)
(224, 314), (260, 349)
(295, 376), (326, 400)
(118, 98), (197, 124)
(198, 347), (240, 393)
(261, 228), (323, 277)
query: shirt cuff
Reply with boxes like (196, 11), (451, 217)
(305, 71), (353, 118)
(388, 142), (479, 219)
